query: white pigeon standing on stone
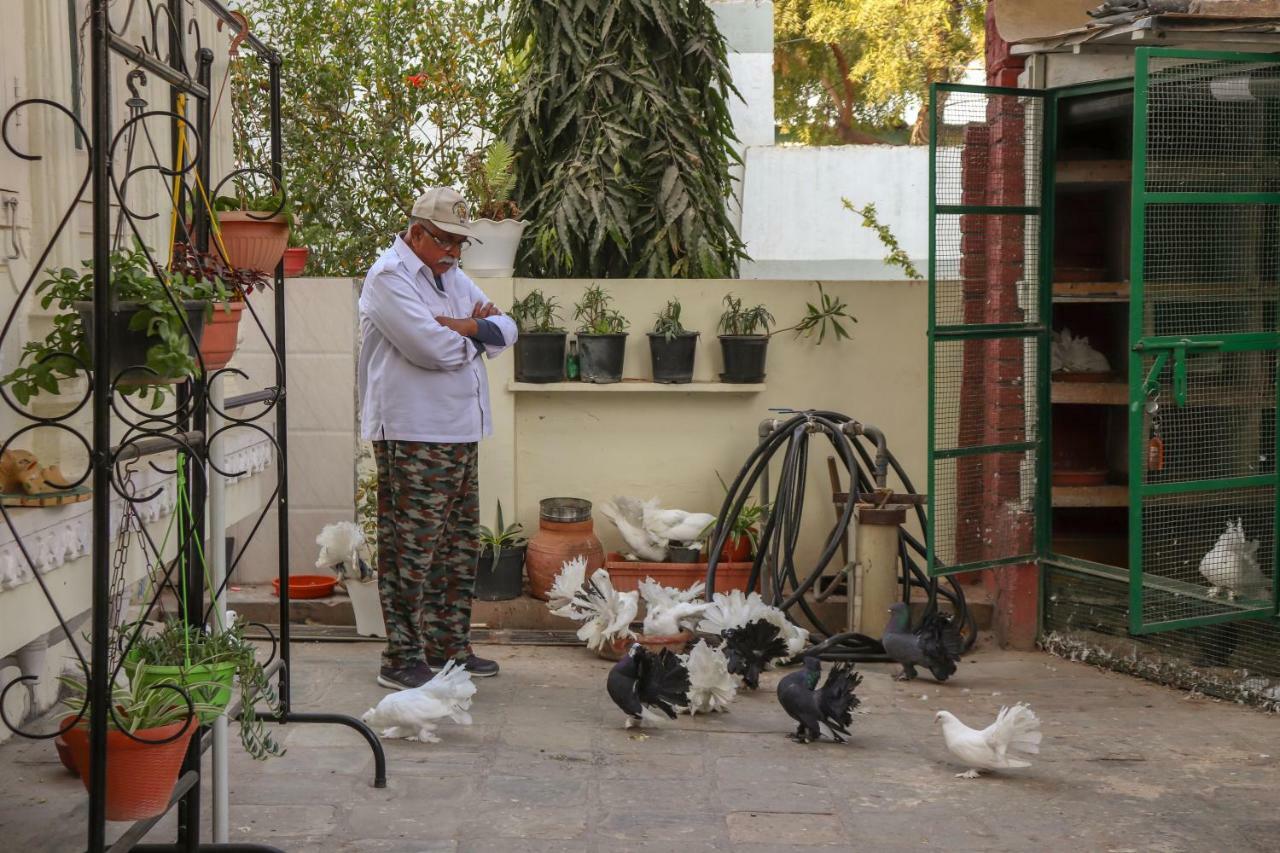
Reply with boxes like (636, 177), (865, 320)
(1199, 518), (1271, 601)
(547, 555), (589, 618)
(361, 661), (476, 743)
(680, 639), (738, 714)
(935, 703), (1042, 779)
(639, 577), (708, 637)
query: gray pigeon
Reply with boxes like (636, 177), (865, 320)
(881, 602), (963, 682)
(606, 643), (691, 728)
(775, 656), (861, 744)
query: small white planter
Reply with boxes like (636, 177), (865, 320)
(461, 218), (528, 277)
(344, 578), (387, 638)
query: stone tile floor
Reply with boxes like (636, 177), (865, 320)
(1, 642), (1278, 851)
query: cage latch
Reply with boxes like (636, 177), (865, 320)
(1134, 338), (1224, 407)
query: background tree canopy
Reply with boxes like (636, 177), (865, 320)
(233, 0), (508, 276)
(774, 0), (985, 145)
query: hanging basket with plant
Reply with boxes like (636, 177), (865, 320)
(461, 140), (527, 278)
(169, 242), (270, 371)
(213, 187), (291, 276)
(510, 289), (567, 383)
(574, 285), (628, 384)
(648, 297), (698, 384)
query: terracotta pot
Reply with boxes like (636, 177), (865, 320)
(217, 211), (289, 275)
(526, 498), (605, 600)
(596, 634), (633, 661)
(281, 246), (309, 277)
(54, 733), (78, 775)
(636, 629), (693, 655)
(199, 301), (245, 371)
(61, 715), (196, 821)
(720, 533), (753, 563)
(603, 553), (756, 594)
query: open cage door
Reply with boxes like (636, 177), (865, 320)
(927, 84), (1050, 577)
(1129, 48), (1280, 633)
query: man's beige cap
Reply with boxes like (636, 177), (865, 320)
(411, 187), (480, 239)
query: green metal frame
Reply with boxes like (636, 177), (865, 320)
(927, 83), (1051, 577)
(1127, 47), (1280, 633)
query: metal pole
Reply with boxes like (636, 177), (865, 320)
(268, 54), (291, 713)
(87, 1), (113, 850)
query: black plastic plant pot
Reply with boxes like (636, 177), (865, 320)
(514, 332), (567, 383)
(648, 332), (698, 384)
(74, 300), (206, 388)
(475, 544), (526, 601)
(667, 545), (701, 564)
(577, 333), (627, 383)
(719, 335), (769, 384)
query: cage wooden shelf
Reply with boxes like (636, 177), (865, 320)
(507, 380), (765, 393)
(1052, 484), (1128, 508)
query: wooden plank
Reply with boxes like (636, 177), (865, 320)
(508, 380), (765, 393)
(1051, 381), (1128, 405)
(1055, 160), (1131, 184)
(1052, 485), (1128, 508)
(1052, 281), (1130, 302)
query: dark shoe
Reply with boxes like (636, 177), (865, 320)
(427, 653), (499, 678)
(376, 661), (435, 690)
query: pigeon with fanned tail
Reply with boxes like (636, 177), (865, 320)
(570, 569), (639, 653)
(547, 555), (588, 618)
(680, 639), (738, 714)
(776, 656), (861, 744)
(607, 643), (691, 728)
(360, 661), (476, 743)
(639, 577), (708, 637)
(722, 619), (790, 690)
(936, 703), (1042, 779)
(882, 603), (964, 682)
(698, 589), (810, 658)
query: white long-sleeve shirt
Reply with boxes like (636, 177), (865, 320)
(357, 237), (517, 443)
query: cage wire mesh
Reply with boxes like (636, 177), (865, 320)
(1043, 565), (1280, 712)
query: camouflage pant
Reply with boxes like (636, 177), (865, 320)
(374, 440), (479, 669)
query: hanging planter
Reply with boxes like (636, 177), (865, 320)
(199, 301), (245, 371)
(74, 299), (207, 389)
(123, 654), (237, 724)
(216, 211), (290, 275)
(281, 246), (309, 278)
(510, 290), (567, 382)
(61, 716), (196, 821)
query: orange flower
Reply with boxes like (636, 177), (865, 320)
(405, 73), (427, 88)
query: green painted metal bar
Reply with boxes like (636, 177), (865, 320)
(1131, 606), (1274, 636)
(932, 553), (1040, 577)
(1138, 474), (1276, 497)
(1143, 192), (1280, 205)
(936, 204), (1039, 216)
(1042, 554), (1128, 582)
(1035, 92), (1057, 573)
(927, 82), (939, 578)
(1137, 333), (1280, 353)
(1128, 47), (1151, 635)
(932, 323), (1045, 339)
(1047, 77), (1135, 97)
(933, 441), (1036, 460)
(935, 82), (1029, 97)
(1135, 47), (1280, 63)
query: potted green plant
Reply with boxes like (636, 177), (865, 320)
(475, 500), (527, 601)
(701, 473), (769, 563)
(282, 222), (314, 278)
(510, 289), (567, 382)
(717, 285), (856, 383)
(648, 297), (698, 384)
(122, 620), (284, 761)
(1, 243), (224, 408)
(214, 191), (291, 276)
(574, 285), (628, 383)
(169, 242), (270, 371)
(57, 673), (214, 820)
(461, 139), (528, 278)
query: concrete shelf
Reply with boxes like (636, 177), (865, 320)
(507, 379), (765, 393)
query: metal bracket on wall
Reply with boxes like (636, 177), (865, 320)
(2, 194), (18, 259)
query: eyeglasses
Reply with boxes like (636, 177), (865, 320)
(418, 224), (470, 252)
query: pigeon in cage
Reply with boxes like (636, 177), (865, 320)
(361, 660), (476, 743)
(1199, 518), (1271, 602)
(680, 639), (738, 715)
(776, 656), (862, 744)
(935, 703), (1042, 779)
(881, 603), (965, 682)
(607, 643), (691, 729)
(1051, 327), (1111, 375)
(638, 577), (708, 637)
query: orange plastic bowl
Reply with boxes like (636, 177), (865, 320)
(272, 575), (337, 599)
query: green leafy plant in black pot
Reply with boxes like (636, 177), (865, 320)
(475, 500), (527, 601)
(648, 298), (698, 384)
(2, 243), (227, 409)
(717, 285), (855, 383)
(510, 289), (567, 383)
(574, 285), (628, 383)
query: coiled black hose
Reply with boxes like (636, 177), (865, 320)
(704, 410), (977, 663)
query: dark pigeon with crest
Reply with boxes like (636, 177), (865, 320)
(606, 643), (691, 729)
(721, 619), (790, 690)
(881, 602), (964, 682)
(776, 656), (861, 744)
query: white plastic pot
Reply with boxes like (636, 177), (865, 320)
(460, 218), (528, 277)
(345, 578), (387, 638)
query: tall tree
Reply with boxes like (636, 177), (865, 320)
(774, 0), (985, 145)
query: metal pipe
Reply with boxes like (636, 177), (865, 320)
(208, 378), (229, 842)
(112, 430), (206, 461)
(88, 2), (113, 849)
(225, 388), (278, 410)
(107, 32), (210, 99)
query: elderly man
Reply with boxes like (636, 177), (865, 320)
(358, 187), (518, 689)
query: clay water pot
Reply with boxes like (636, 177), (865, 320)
(526, 498), (605, 600)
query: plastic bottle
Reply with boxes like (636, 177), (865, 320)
(566, 339), (580, 380)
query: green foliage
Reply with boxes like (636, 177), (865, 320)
(573, 285), (628, 335)
(126, 620), (285, 760)
(842, 198), (922, 281)
(700, 471), (770, 554)
(355, 469), (379, 569)
(60, 672), (221, 735)
(774, 0), (985, 144)
(509, 289), (565, 334)
(465, 139), (521, 221)
(501, 0), (748, 277)
(651, 298), (690, 341)
(232, 0), (509, 276)
(785, 282), (857, 343)
(717, 294), (774, 337)
(1, 243), (227, 409)
(478, 500), (525, 557)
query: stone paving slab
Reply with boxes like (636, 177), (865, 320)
(0, 642), (1277, 851)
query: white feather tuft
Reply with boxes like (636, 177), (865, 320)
(680, 640), (738, 714)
